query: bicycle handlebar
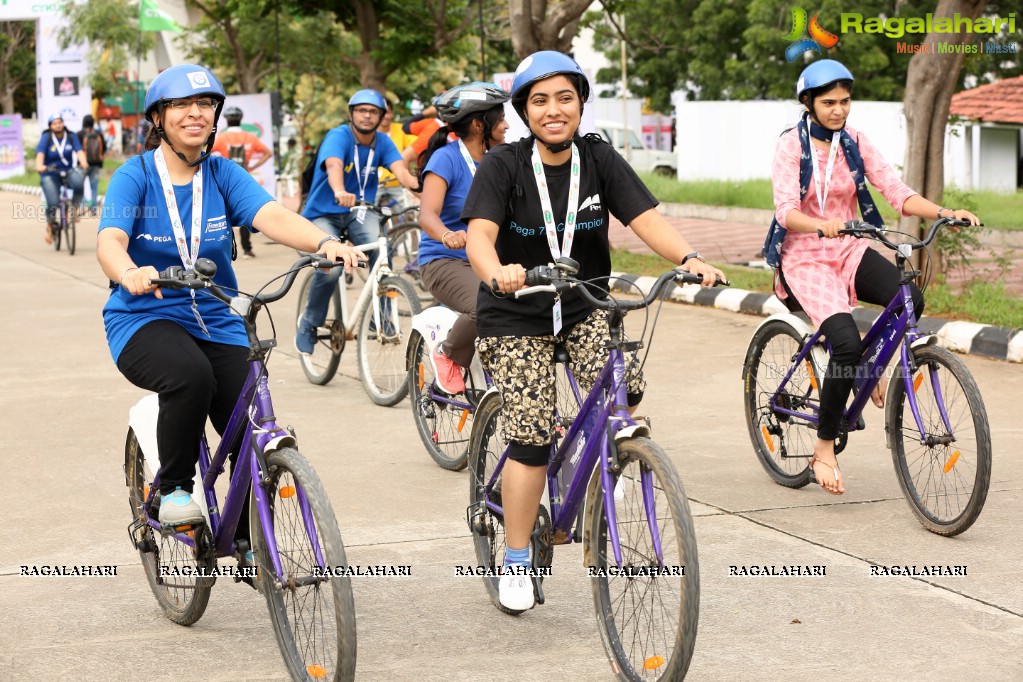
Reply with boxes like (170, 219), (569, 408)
(349, 200), (418, 221)
(495, 259), (729, 312)
(816, 217), (976, 251)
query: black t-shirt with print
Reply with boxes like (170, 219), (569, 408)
(461, 135), (658, 338)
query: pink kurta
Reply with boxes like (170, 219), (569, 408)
(772, 124), (917, 327)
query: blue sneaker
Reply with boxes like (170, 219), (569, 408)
(295, 318), (317, 355)
(159, 487), (203, 526)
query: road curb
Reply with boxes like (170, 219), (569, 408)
(609, 271), (1022, 363)
(1, 182), (43, 197)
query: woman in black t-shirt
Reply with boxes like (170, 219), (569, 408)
(463, 51), (725, 612)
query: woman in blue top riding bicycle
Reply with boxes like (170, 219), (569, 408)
(97, 64), (363, 528)
(771, 59), (979, 495)
(35, 114), (87, 244)
(463, 51), (724, 611)
(417, 82), (510, 395)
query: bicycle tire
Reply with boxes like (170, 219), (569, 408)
(887, 345), (992, 536)
(586, 437), (699, 682)
(296, 270), (344, 385)
(742, 320), (820, 488)
(53, 207), (62, 251)
(466, 392), (526, 615)
(66, 203), (77, 255)
(356, 275), (421, 406)
(354, 223), (421, 284)
(125, 429), (214, 626)
(251, 447), (357, 681)
(407, 330), (471, 470)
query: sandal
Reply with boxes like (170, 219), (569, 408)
(809, 453), (845, 495)
(44, 224), (54, 245)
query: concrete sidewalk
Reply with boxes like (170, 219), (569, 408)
(1, 191), (1021, 680)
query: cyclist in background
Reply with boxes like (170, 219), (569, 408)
(35, 114), (86, 244)
(417, 82), (510, 394)
(96, 64), (362, 529)
(376, 98), (418, 210)
(294, 89), (419, 356)
(212, 106), (272, 258)
(77, 115), (106, 214)
(279, 137), (300, 197)
(463, 51), (723, 610)
(769, 59), (979, 495)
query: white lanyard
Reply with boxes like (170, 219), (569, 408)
(531, 141), (581, 261)
(353, 140), (375, 222)
(53, 133), (70, 166)
(807, 117), (840, 217)
(457, 139), (477, 177)
(154, 147), (209, 336)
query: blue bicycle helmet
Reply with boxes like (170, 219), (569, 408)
(144, 64), (226, 122)
(348, 89), (387, 113)
(796, 59), (854, 101)
(143, 64), (226, 167)
(510, 51), (590, 122)
(47, 114), (64, 125)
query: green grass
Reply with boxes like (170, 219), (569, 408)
(611, 248), (1022, 330)
(635, 173), (1023, 230)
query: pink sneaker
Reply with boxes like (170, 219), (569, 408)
(431, 347), (465, 395)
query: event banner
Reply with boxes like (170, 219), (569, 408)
(36, 14), (91, 134)
(217, 93), (277, 196)
(0, 115), (25, 181)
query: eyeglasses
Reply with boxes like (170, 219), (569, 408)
(166, 98), (217, 111)
(351, 107), (380, 116)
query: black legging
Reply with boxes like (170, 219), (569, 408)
(795, 248), (925, 440)
(117, 320), (250, 494)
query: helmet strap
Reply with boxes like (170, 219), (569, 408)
(543, 139), (574, 154)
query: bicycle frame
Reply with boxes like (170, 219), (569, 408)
(768, 277), (952, 446)
(334, 236), (391, 338)
(483, 343), (657, 569)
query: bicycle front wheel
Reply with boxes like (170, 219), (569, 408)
(586, 437), (699, 682)
(888, 345), (992, 536)
(296, 270), (344, 385)
(251, 447), (357, 681)
(125, 429), (214, 626)
(407, 331), (471, 470)
(742, 320), (820, 488)
(356, 275), (421, 406)
(65, 203), (77, 255)
(52, 209), (62, 251)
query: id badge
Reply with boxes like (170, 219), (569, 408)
(355, 205), (367, 223)
(552, 296), (563, 336)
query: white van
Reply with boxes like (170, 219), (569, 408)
(594, 120), (676, 176)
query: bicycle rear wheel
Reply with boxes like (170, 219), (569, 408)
(296, 270), (344, 385)
(467, 392), (527, 614)
(356, 275), (421, 406)
(742, 320), (820, 488)
(407, 331), (471, 470)
(125, 429), (214, 626)
(251, 447), (357, 681)
(586, 437), (699, 682)
(888, 345), (991, 536)
(65, 203), (77, 255)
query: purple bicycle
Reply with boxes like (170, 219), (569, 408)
(124, 255), (356, 680)
(467, 259), (716, 681)
(742, 217), (991, 536)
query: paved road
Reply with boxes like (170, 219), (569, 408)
(2, 195), (1021, 681)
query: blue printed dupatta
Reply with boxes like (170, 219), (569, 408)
(762, 114), (884, 268)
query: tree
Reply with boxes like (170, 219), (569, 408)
(0, 21), (34, 115)
(507, 0), (592, 58)
(901, 0), (988, 264)
(59, 0), (156, 101)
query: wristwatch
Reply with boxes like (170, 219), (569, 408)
(681, 252), (703, 266)
(317, 235), (342, 249)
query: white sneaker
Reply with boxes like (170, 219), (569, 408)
(159, 487), (203, 526)
(499, 571), (535, 610)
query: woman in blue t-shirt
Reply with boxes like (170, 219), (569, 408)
(35, 114), (86, 243)
(417, 82), (510, 395)
(97, 64), (363, 529)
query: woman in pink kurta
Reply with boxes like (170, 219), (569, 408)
(770, 60), (979, 495)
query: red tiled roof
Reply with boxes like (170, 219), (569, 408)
(950, 76), (1023, 125)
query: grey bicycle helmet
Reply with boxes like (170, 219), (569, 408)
(223, 105), (243, 124)
(434, 82), (510, 124)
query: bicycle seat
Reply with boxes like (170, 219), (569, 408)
(553, 343), (571, 364)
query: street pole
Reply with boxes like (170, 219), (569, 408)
(621, 13), (629, 162)
(479, 0), (486, 81)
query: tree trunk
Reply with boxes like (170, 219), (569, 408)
(901, 0), (987, 274)
(0, 92), (14, 115)
(509, 0), (593, 59)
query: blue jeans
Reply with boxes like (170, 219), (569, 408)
(40, 169), (85, 224)
(82, 166), (101, 208)
(302, 211), (382, 327)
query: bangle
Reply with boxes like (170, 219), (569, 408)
(317, 235), (342, 249)
(441, 231), (454, 246)
(119, 266), (138, 284)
